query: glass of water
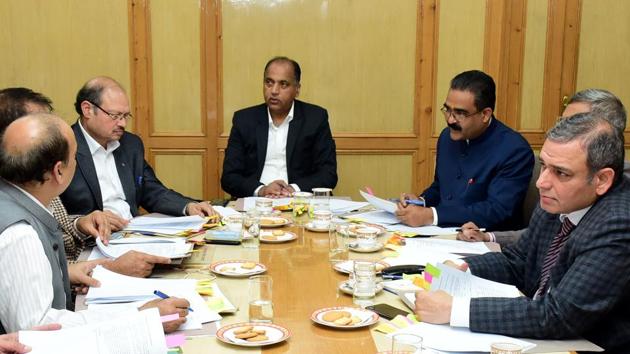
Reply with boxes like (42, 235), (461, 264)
(248, 275), (273, 323)
(242, 209), (260, 249)
(311, 187), (332, 213)
(292, 191), (312, 228)
(255, 197), (273, 216)
(223, 214), (244, 238)
(352, 261), (376, 307)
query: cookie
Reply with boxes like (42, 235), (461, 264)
(273, 218), (285, 224)
(247, 335), (269, 342)
(253, 328), (266, 335)
(241, 262), (257, 269)
(272, 230), (284, 236)
(233, 326), (253, 334)
(350, 316), (361, 325)
(235, 331), (258, 339)
(334, 316), (352, 325)
(322, 310), (351, 322)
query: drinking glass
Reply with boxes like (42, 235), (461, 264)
(312, 209), (333, 230)
(352, 261), (376, 307)
(223, 214), (244, 238)
(255, 197), (273, 216)
(311, 187), (332, 213)
(490, 343), (522, 354)
(248, 275), (274, 323)
(242, 209), (260, 249)
(389, 333), (423, 354)
(292, 191), (312, 228)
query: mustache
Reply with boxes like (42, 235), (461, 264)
(448, 122), (462, 131)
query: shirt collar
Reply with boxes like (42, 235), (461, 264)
(78, 119), (120, 155)
(9, 182), (54, 216)
(266, 101), (295, 128)
(560, 205), (591, 226)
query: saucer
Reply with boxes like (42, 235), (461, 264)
(304, 222), (331, 233)
(348, 241), (384, 253)
(216, 322), (290, 347)
(311, 306), (379, 329)
(338, 280), (384, 295)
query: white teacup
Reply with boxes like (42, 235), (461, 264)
(355, 227), (379, 248)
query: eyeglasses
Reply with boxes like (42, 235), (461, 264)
(88, 101), (133, 121)
(440, 106), (482, 122)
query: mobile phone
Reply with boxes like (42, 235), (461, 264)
(366, 303), (410, 320)
(204, 230), (242, 245)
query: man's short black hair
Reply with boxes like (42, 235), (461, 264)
(0, 87), (53, 134)
(264, 56), (301, 83)
(450, 70), (496, 112)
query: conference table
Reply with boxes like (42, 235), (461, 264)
(78, 213), (588, 353)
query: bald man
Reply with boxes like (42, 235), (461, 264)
(60, 76), (215, 228)
(0, 113), (188, 334)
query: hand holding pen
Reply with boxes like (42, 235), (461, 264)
(456, 222), (489, 242)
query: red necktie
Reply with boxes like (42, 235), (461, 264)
(534, 218), (575, 299)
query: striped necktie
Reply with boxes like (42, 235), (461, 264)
(534, 217), (576, 299)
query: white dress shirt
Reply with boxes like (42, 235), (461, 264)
(0, 186), (119, 332)
(254, 102), (300, 196)
(79, 121), (132, 219)
(450, 205), (592, 327)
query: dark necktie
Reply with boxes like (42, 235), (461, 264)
(534, 218), (576, 299)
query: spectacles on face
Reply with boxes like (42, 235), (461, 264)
(440, 106), (482, 122)
(88, 101), (133, 121)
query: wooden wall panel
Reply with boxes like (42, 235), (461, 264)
(150, 0), (202, 135)
(221, 0), (418, 135)
(519, 0), (548, 131)
(335, 153), (413, 201)
(153, 151), (205, 200)
(576, 0), (630, 133)
(433, 0), (487, 136)
(0, 0), (130, 125)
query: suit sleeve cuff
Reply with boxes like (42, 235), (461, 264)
(487, 232), (496, 242)
(430, 207), (438, 226)
(290, 183), (300, 192)
(450, 297), (471, 327)
(254, 185), (264, 197)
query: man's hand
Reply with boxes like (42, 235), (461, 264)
(76, 211), (111, 244)
(414, 290), (453, 324)
(103, 210), (129, 232)
(259, 180), (294, 198)
(140, 298), (189, 333)
(0, 324), (62, 354)
(443, 260), (469, 272)
(103, 251), (171, 278)
(456, 222), (490, 242)
(395, 193), (433, 226)
(68, 260), (105, 294)
(186, 201), (217, 217)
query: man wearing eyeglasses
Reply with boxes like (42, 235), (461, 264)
(60, 76), (215, 228)
(396, 70), (534, 230)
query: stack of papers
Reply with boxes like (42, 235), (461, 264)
(86, 266), (221, 330)
(124, 215), (207, 235)
(96, 237), (193, 259)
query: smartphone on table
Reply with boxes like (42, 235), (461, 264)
(366, 303), (410, 320)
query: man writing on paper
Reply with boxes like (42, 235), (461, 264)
(60, 77), (215, 229)
(0, 113), (189, 334)
(396, 70), (534, 230)
(221, 56), (338, 198)
(414, 113), (630, 352)
(458, 88), (630, 247)
(0, 87), (173, 277)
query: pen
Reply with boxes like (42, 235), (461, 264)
(404, 199), (425, 207)
(153, 290), (194, 312)
(381, 274), (404, 280)
(455, 227), (486, 232)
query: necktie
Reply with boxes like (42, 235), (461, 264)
(534, 218), (576, 299)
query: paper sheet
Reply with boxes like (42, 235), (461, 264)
(429, 262), (521, 298)
(349, 210), (400, 225)
(359, 190), (397, 213)
(402, 238), (491, 255)
(96, 238), (192, 259)
(387, 224), (459, 236)
(124, 215), (207, 234)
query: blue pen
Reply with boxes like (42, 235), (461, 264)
(153, 290), (194, 312)
(405, 199), (426, 207)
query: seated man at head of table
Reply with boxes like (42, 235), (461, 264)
(221, 56), (338, 198)
(415, 112), (630, 352)
(0, 87), (172, 277)
(458, 88), (630, 247)
(0, 113), (189, 334)
(395, 70), (534, 231)
(59, 76), (215, 229)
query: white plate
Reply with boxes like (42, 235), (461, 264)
(333, 260), (390, 274)
(259, 231), (297, 243)
(210, 260), (267, 277)
(310, 306), (379, 329)
(342, 223), (387, 237)
(216, 322), (290, 347)
(304, 222), (331, 233)
(348, 241), (384, 253)
(338, 280), (384, 295)
(259, 217), (291, 228)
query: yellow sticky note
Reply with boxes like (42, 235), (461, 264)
(382, 250), (399, 258)
(390, 315), (411, 328)
(206, 297), (224, 311)
(407, 314), (420, 323)
(374, 322), (398, 334)
(393, 231), (417, 238)
(413, 277), (430, 290)
(384, 244), (401, 251)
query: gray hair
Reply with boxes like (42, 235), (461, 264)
(569, 89), (626, 132)
(547, 112), (624, 184)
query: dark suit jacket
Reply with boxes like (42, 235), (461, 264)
(221, 100), (337, 197)
(465, 177), (630, 352)
(60, 123), (194, 216)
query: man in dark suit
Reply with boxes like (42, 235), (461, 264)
(415, 112), (630, 352)
(396, 70), (534, 230)
(458, 88), (629, 247)
(221, 56), (337, 198)
(60, 77), (215, 229)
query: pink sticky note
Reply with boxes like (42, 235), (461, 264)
(424, 272), (433, 283)
(160, 314), (179, 323)
(365, 186), (374, 195)
(165, 334), (186, 348)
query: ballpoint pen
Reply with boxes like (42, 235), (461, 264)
(455, 227), (486, 232)
(153, 290), (194, 312)
(404, 199), (426, 207)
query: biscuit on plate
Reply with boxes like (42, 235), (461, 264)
(350, 316), (361, 325)
(322, 310), (351, 322)
(235, 331), (258, 339)
(334, 316), (352, 325)
(241, 262), (257, 269)
(272, 230), (284, 236)
(273, 218), (285, 224)
(234, 326), (253, 334)
(263, 235), (278, 241)
(247, 335), (269, 342)
(253, 328), (266, 335)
